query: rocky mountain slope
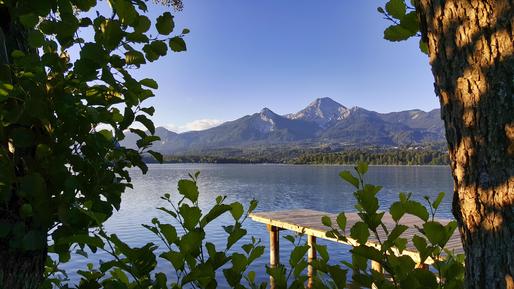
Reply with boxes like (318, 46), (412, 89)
(123, 97), (445, 154)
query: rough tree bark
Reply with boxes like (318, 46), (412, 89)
(416, 0), (514, 288)
(0, 247), (47, 289)
(0, 6), (47, 289)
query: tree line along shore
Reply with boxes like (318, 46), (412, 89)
(146, 147), (450, 165)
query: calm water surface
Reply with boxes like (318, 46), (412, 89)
(64, 164), (454, 287)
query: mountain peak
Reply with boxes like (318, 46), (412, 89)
(260, 107), (280, 118)
(310, 97), (342, 107)
(287, 97), (348, 126)
(260, 107), (274, 114)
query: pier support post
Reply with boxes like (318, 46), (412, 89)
(371, 260), (383, 289)
(307, 235), (317, 288)
(267, 225), (280, 289)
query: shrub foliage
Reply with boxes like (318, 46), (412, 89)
(47, 164), (464, 289)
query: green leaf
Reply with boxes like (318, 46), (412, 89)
(28, 30), (45, 48)
(248, 271), (256, 282)
(158, 223), (177, 244)
(111, 0), (137, 25)
(226, 225), (246, 250)
(177, 179), (199, 203)
(395, 237), (408, 252)
(169, 36), (187, 52)
(356, 162), (368, 175)
(249, 199), (258, 213)
(419, 39), (429, 55)
(178, 228), (204, 255)
(390, 202), (406, 221)
(384, 24), (416, 41)
(315, 244), (329, 261)
(442, 221), (458, 246)
(140, 106), (156, 115)
(283, 235), (296, 244)
(101, 20), (123, 49)
(151, 40), (168, 56)
(79, 17), (93, 27)
(136, 114), (155, 134)
(161, 251), (185, 270)
(289, 245), (309, 266)
(137, 135), (160, 148)
(126, 32), (149, 43)
(410, 268), (438, 288)
(321, 215), (332, 227)
(182, 28), (190, 34)
(11, 50), (25, 59)
(385, 0), (406, 19)
(405, 200), (429, 221)
(423, 221), (445, 245)
(432, 192), (445, 210)
(387, 224), (408, 242)
(350, 221), (369, 244)
(179, 204), (201, 230)
(125, 50), (146, 65)
(412, 235), (430, 262)
(200, 204), (231, 227)
(158, 206), (177, 218)
(58, 234), (105, 249)
(230, 202), (244, 220)
(148, 150), (163, 163)
(339, 171), (360, 188)
(400, 11), (419, 33)
(98, 129), (113, 141)
(356, 185), (380, 214)
(336, 212), (347, 231)
(134, 15), (151, 33)
(19, 14), (39, 28)
(74, 0), (97, 11)
(140, 78), (158, 89)
(351, 245), (382, 262)
(327, 265), (347, 289)
(143, 41), (167, 62)
(156, 12), (174, 35)
(361, 212), (384, 231)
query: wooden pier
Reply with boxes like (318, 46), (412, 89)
(249, 209), (463, 288)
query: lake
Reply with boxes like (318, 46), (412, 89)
(62, 164), (454, 287)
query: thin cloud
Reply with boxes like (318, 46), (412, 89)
(165, 119), (224, 133)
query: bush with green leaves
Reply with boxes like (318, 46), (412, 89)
(43, 172), (267, 289)
(261, 164), (465, 289)
(0, 0), (186, 287)
(322, 163), (465, 289)
(45, 165), (464, 289)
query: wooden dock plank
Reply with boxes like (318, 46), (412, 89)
(250, 209), (463, 264)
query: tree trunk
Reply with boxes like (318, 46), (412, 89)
(416, 0), (514, 288)
(0, 5), (48, 289)
(0, 243), (47, 289)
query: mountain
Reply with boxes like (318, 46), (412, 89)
(122, 97), (445, 154)
(378, 109), (444, 135)
(286, 97), (350, 127)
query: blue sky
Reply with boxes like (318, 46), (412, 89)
(129, 1), (438, 132)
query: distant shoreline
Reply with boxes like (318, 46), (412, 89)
(147, 162), (449, 167)
(144, 147), (450, 166)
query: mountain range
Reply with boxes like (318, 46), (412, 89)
(123, 97), (445, 154)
